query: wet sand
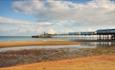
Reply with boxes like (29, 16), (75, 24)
(0, 40), (79, 47)
(0, 46), (115, 68)
(0, 41), (115, 70)
(0, 55), (115, 70)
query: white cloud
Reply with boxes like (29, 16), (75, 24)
(12, 0), (115, 26)
(13, 0), (115, 19)
(0, 16), (54, 36)
(0, 16), (31, 25)
(0, 16), (53, 26)
(1, 0), (115, 35)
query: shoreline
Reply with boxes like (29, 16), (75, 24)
(0, 40), (80, 48)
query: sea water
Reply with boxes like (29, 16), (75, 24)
(0, 36), (51, 42)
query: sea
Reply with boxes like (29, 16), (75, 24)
(0, 36), (50, 42)
(0, 36), (77, 42)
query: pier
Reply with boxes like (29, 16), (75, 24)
(32, 29), (115, 41)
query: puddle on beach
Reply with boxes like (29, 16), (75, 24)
(0, 45), (87, 52)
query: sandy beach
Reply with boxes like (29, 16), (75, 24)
(0, 40), (115, 70)
(0, 40), (79, 47)
(0, 55), (115, 70)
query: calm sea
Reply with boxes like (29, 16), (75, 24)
(0, 36), (49, 42)
(0, 36), (74, 42)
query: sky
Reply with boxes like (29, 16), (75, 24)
(0, 0), (115, 36)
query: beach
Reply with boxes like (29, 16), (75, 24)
(0, 39), (115, 70)
(0, 55), (115, 70)
(0, 40), (80, 48)
(0, 43), (114, 70)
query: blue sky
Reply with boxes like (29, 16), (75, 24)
(67, 0), (92, 3)
(0, 0), (35, 21)
(0, 0), (115, 36)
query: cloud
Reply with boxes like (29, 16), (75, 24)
(13, 0), (115, 19)
(12, 0), (115, 29)
(1, 0), (115, 35)
(0, 16), (53, 26)
(0, 16), (54, 36)
(0, 16), (31, 25)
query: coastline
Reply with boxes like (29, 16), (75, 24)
(0, 40), (80, 48)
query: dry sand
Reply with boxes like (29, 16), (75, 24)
(0, 55), (115, 70)
(0, 40), (79, 47)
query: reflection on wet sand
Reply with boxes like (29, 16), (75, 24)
(80, 41), (115, 47)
